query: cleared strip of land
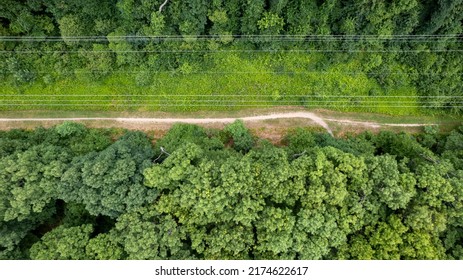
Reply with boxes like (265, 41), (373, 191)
(0, 112), (332, 135)
(0, 111), (453, 135)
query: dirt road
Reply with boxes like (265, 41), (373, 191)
(0, 112), (438, 136)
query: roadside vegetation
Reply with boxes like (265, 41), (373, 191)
(0, 0), (462, 114)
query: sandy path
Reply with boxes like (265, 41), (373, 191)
(118, 112), (334, 135)
(323, 118), (435, 128)
(0, 112), (435, 135)
(0, 112), (334, 135)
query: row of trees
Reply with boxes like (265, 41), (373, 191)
(2, 1), (461, 38)
(1, 121), (463, 259)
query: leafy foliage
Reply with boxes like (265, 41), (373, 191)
(1, 122), (463, 259)
(0, 1), (461, 114)
(29, 224), (93, 260)
(1, 0), (462, 260)
(224, 120), (254, 153)
(59, 131), (157, 218)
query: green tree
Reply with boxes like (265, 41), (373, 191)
(420, 0), (463, 34)
(29, 224), (93, 260)
(55, 121), (87, 138)
(86, 232), (124, 260)
(240, 0), (265, 34)
(60, 132), (156, 218)
(368, 155), (416, 210)
(0, 220), (38, 259)
(153, 123), (224, 159)
(400, 231), (446, 259)
(79, 44), (115, 79)
(0, 144), (70, 222)
(224, 120), (254, 153)
(113, 206), (190, 260)
(366, 215), (408, 260)
(177, 0), (209, 36)
(254, 207), (295, 259)
(57, 15), (86, 46)
(257, 12), (285, 35)
(85, 232), (124, 260)
(144, 143), (263, 258)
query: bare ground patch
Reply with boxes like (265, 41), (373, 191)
(0, 108), (460, 144)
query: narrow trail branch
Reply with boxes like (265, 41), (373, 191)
(158, 0), (169, 13)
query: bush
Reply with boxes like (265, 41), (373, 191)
(55, 122), (87, 138)
(224, 120), (254, 153)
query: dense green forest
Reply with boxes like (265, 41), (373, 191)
(1, 121), (463, 260)
(1, 0), (463, 260)
(0, 0), (462, 113)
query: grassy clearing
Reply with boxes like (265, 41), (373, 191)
(0, 107), (300, 118)
(317, 109), (462, 135)
(1, 52), (423, 115)
(315, 109), (461, 125)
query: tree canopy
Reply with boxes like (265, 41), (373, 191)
(1, 121), (463, 260)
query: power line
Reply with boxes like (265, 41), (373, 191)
(0, 99), (459, 102)
(1, 38), (460, 42)
(2, 49), (462, 53)
(0, 103), (461, 108)
(0, 95), (461, 98)
(0, 97), (460, 102)
(1, 70), (461, 75)
(1, 100), (452, 103)
(1, 34), (461, 38)
(2, 101), (461, 107)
